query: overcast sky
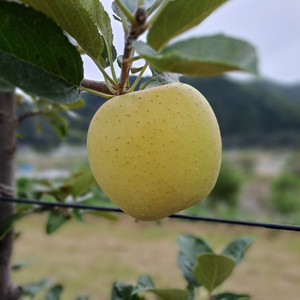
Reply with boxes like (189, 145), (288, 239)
(83, 0), (300, 84)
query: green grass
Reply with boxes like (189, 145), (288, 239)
(13, 214), (300, 300)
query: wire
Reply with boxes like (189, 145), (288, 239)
(0, 196), (300, 232)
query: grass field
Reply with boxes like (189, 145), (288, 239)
(12, 214), (300, 300)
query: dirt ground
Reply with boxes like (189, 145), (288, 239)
(12, 214), (300, 300)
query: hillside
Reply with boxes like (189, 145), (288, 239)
(17, 76), (300, 149)
(180, 76), (300, 147)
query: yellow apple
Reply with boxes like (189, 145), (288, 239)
(87, 83), (221, 221)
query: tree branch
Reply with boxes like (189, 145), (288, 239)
(80, 79), (115, 95)
(118, 7), (148, 95)
(17, 110), (46, 124)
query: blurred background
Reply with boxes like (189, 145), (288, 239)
(12, 0), (300, 299)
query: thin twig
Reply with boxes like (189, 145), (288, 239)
(118, 7), (148, 94)
(17, 109), (48, 124)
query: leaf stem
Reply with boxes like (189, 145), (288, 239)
(126, 55), (143, 63)
(139, 77), (153, 90)
(80, 86), (115, 99)
(106, 42), (118, 83)
(127, 63), (149, 93)
(104, 77), (117, 95)
(118, 5), (130, 34)
(95, 61), (119, 90)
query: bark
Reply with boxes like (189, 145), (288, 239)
(0, 91), (21, 299)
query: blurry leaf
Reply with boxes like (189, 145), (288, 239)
(0, 211), (31, 240)
(22, 279), (52, 297)
(84, 210), (118, 221)
(186, 282), (196, 300)
(222, 237), (254, 265)
(45, 284), (63, 300)
(134, 35), (258, 76)
(214, 293), (251, 300)
(73, 297), (90, 300)
(145, 72), (180, 89)
(146, 289), (189, 300)
(133, 274), (155, 294)
(45, 112), (68, 138)
(20, 0), (104, 67)
(111, 281), (135, 300)
(72, 209), (84, 223)
(46, 210), (69, 234)
(147, 0), (228, 50)
(40, 194), (58, 203)
(63, 170), (97, 198)
(177, 234), (213, 288)
(64, 98), (85, 110)
(193, 254), (235, 293)
(0, 1), (83, 103)
(11, 260), (33, 271)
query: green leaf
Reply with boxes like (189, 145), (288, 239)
(73, 297), (89, 300)
(46, 284), (63, 300)
(134, 35), (258, 76)
(45, 112), (68, 138)
(133, 274), (155, 294)
(111, 281), (135, 300)
(146, 289), (189, 300)
(20, 0), (104, 67)
(63, 170), (97, 198)
(178, 234), (213, 265)
(222, 237), (254, 265)
(193, 253), (235, 293)
(0, 1), (83, 103)
(22, 279), (52, 297)
(177, 235), (213, 287)
(46, 211), (69, 234)
(214, 293), (251, 300)
(0, 211), (31, 240)
(145, 72), (180, 89)
(147, 0), (228, 50)
(72, 209), (84, 223)
(64, 98), (85, 110)
(81, 0), (113, 50)
(84, 210), (119, 221)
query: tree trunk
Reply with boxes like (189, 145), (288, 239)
(0, 91), (21, 299)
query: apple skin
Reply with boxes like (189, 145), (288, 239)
(87, 83), (221, 221)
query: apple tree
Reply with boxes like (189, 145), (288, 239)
(0, 0), (258, 298)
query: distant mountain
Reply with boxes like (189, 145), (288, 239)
(18, 75), (300, 149)
(180, 76), (300, 148)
